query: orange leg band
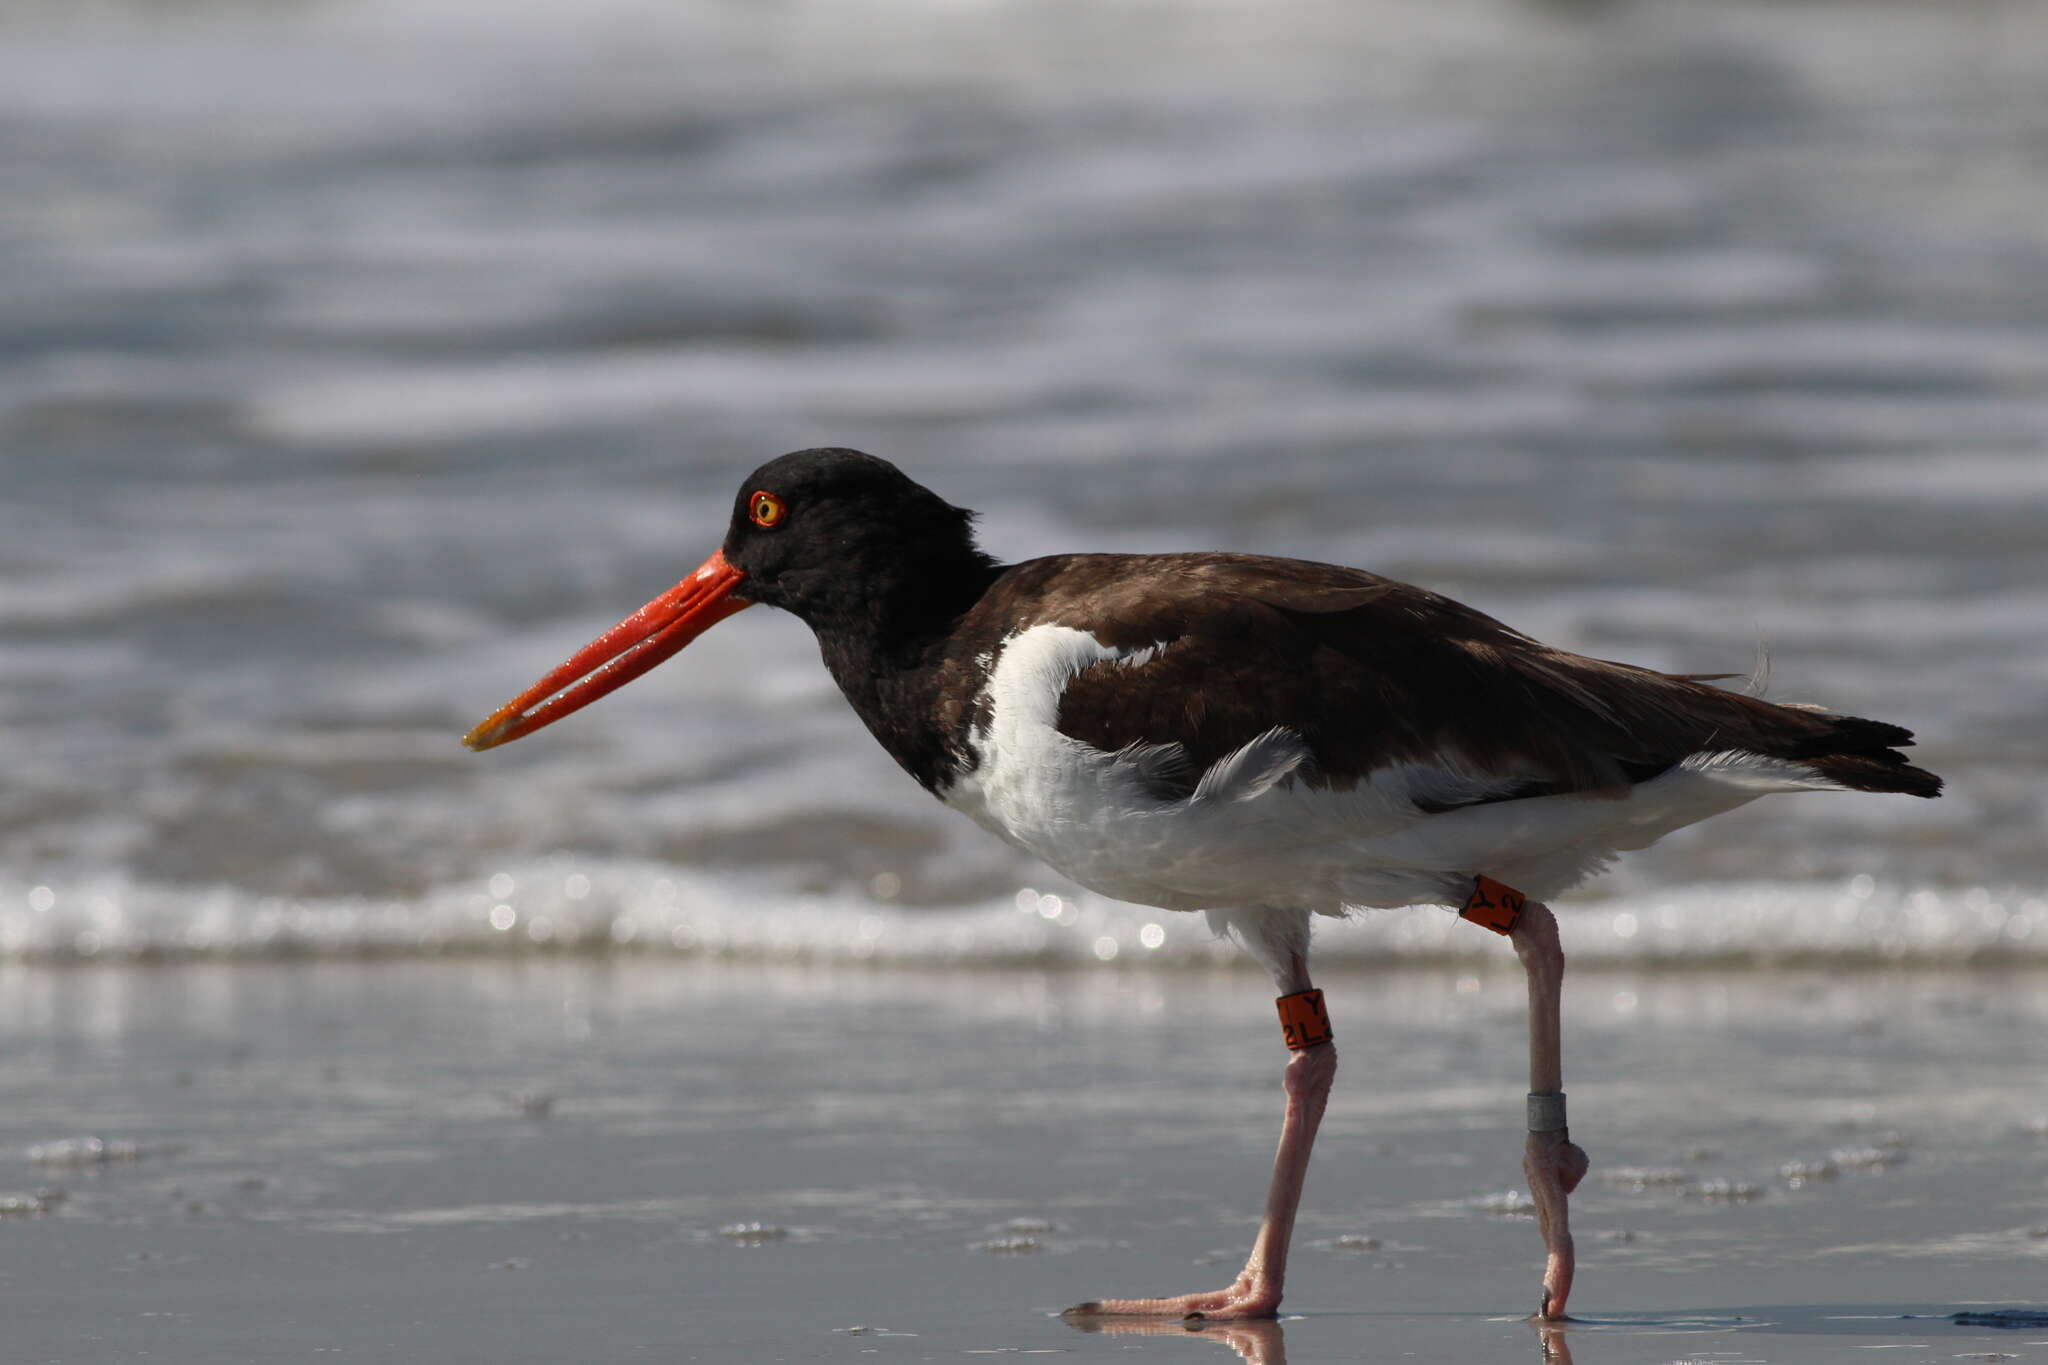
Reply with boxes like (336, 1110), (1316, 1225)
(1460, 874), (1527, 934)
(1276, 988), (1333, 1051)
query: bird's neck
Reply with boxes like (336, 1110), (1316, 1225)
(808, 552), (1005, 794)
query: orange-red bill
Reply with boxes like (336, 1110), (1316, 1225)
(462, 549), (751, 751)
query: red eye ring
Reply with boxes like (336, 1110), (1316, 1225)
(749, 490), (786, 529)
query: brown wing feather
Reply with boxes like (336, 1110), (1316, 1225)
(993, 553), (1938, 804)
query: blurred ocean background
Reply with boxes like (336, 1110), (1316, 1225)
(3, 0), (2044, 968)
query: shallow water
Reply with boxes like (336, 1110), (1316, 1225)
(2, 0), (2046, 962)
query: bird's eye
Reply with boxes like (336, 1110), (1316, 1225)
(749, 490), (786, 529)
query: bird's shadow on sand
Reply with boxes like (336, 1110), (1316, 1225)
(1060, 1303), (2048, 1364)
(1537, 1304), (2048, 1363)
(1550, 1302), (2048, 1335)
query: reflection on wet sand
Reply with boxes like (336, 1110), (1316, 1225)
(1061, 1316), (1290, 1365)
(1061, 1314), (1579, 1364)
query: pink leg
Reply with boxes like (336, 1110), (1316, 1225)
(1512, 899), (1589, 1321)
(1066, 956), (1336, 1322)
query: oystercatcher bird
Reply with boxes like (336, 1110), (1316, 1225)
(465, 448), (1941, 1321)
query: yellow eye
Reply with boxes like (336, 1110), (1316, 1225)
(749, 490), (786, 529)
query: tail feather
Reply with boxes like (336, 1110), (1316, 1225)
(1654, 674), (1944, 799)
(1778, 712), (1941, 797)
(1784, 714), (1917, 758)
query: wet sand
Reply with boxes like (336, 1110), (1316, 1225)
(4, 956), (2046, 1364)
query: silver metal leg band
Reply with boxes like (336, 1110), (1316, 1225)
(1527, 1092), (1568, 1133)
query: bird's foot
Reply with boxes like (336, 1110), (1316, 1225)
(1523, 1130), (1588, 1321)
(1534, 1255), (1576, 1324)
(1062, 1275), (1279, 1322)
